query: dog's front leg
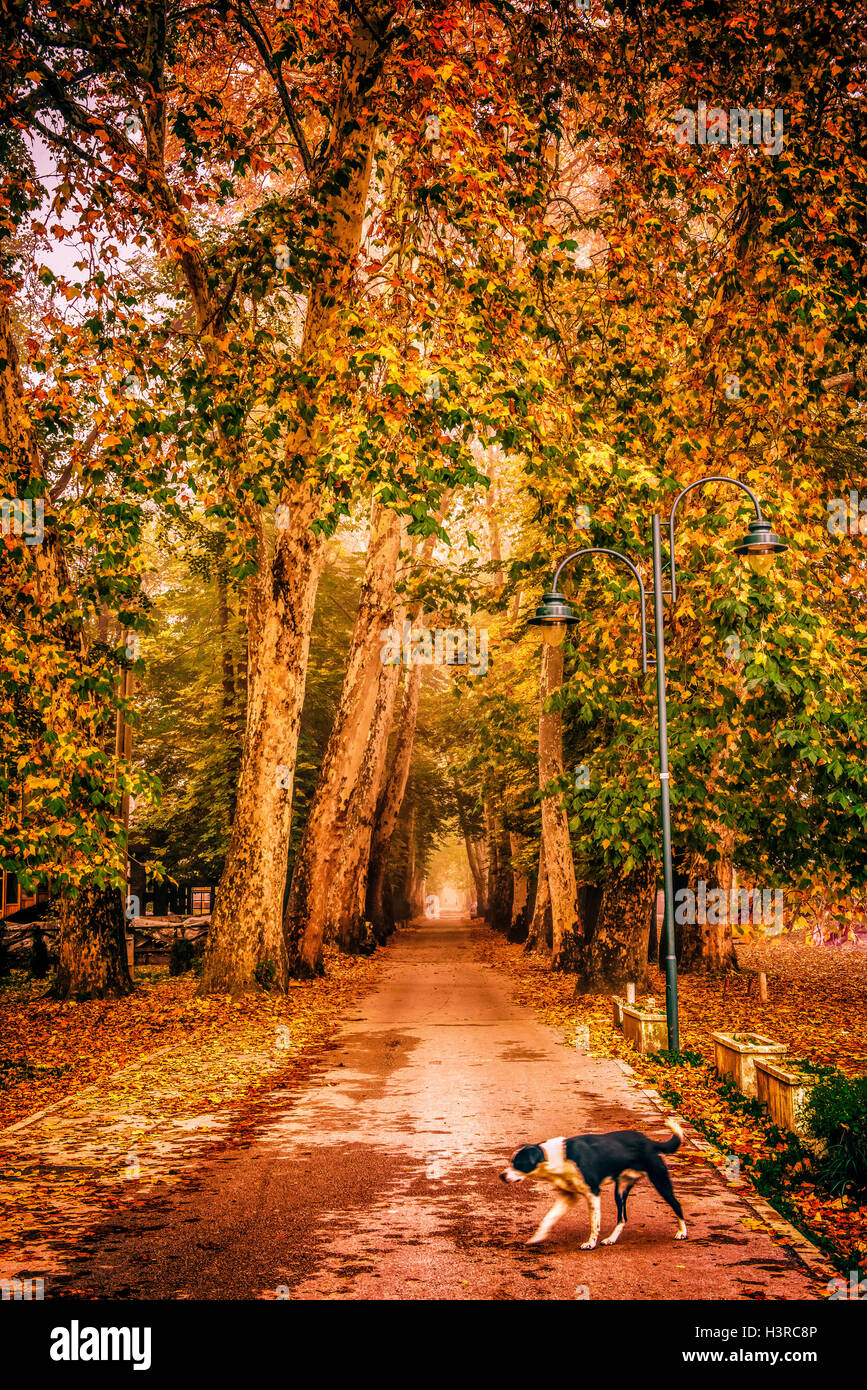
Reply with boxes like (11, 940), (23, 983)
(580, 1192), (601, 1250)
(526, 1194), (572, 1245)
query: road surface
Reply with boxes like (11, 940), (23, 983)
(50, 916), (821, 1300)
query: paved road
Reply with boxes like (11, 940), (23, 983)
(56, 917), (821, 1300)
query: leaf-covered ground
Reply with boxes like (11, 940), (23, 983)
(476, 930), (867, 1274)
(0, 949), (384, 1281)
(0, 952), (382, 1130)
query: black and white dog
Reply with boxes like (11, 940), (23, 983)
(500, 1119), (687, 1248)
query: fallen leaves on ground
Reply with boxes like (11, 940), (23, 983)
(0, 948), (383, 1281)
(0, 953), (379, 1130)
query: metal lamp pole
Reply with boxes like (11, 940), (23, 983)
(529, 479), (786, 1054)
(651, 515), (679, 1051)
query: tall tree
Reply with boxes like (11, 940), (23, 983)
(284, 498), (403, 975)
(538, 637), (581, 970)
(0, 290), (135, 998)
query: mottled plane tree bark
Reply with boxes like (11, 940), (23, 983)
(284, 500), (403, 975)
(524, 840), (552, 958)
(366, 648), (424, 936)
(538, 638), (581, 970)
(325, 606), (405, 954)
(572, 862), (656, 992)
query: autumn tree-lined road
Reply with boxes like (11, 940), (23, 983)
(3, 0), (867, 1324)
(45, 918), (822, 1301)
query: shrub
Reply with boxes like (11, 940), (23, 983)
(802, 1074), (867, 1197)
(648, 1048), (706, 1069)
(717, 1075), (766, 1121)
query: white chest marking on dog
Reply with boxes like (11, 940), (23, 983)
(539, 1138), (589, 1194)
(541, 1137), (566, 1169)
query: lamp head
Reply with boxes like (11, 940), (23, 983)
(527, 591), (578, 645)
(732, 519), (787, 576)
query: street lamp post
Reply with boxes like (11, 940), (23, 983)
(528, 478), (787, 1052)
(651, 513), (679, 1051)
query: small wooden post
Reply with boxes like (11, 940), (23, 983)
(758, 971), (768, 1002)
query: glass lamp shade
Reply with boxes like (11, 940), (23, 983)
(541, 622), (567, 646)
(745, 551), (776, 576)
(732, 520), (787, 576)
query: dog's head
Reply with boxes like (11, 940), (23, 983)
(500, 1144), (546, 1183)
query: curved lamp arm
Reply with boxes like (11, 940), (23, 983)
(668, 476), (763, 606)
(552, 547), (648, 674)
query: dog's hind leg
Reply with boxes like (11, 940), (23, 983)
(526, 1194), (573, 1245)
(601, 1170), (642, 1246)
(579, 1192), (602, 1250)
(646, 1155), (687, 1239)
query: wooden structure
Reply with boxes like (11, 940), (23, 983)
(1, 871), (51, 921)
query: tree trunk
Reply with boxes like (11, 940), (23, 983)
(482, 799), (498, 922)
(463, 835), (487, 917)
(326, 639), (403, 954)
(488, 806), (514, 932)
(402, 804), (417, 922)
(524, 839), (552, 958)
(679, 857), (738, 974)
(647, 891), (659, 964)
(402, 808), (426, 920)
(367, 654), (423, 935)
(538, 639), (581, 970)
(284, 500), (403, 975)
(201, 495), (325, 992)
(355, 517), (447, 939)
(201, 17), (382, 991)
(472, 837), (489, 915)
(573, 862), (656, 992)
(508, 831), (529, 940)
(52, 886), (133, 1000)
(411, 871), (426, 917)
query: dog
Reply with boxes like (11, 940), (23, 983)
(500, 1118), (687, 1248)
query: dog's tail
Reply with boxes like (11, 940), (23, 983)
(654, 1117), (684, 1154)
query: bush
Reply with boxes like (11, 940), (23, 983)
(28, 926), (50, 980)
(802, 1074), (867, 1197)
